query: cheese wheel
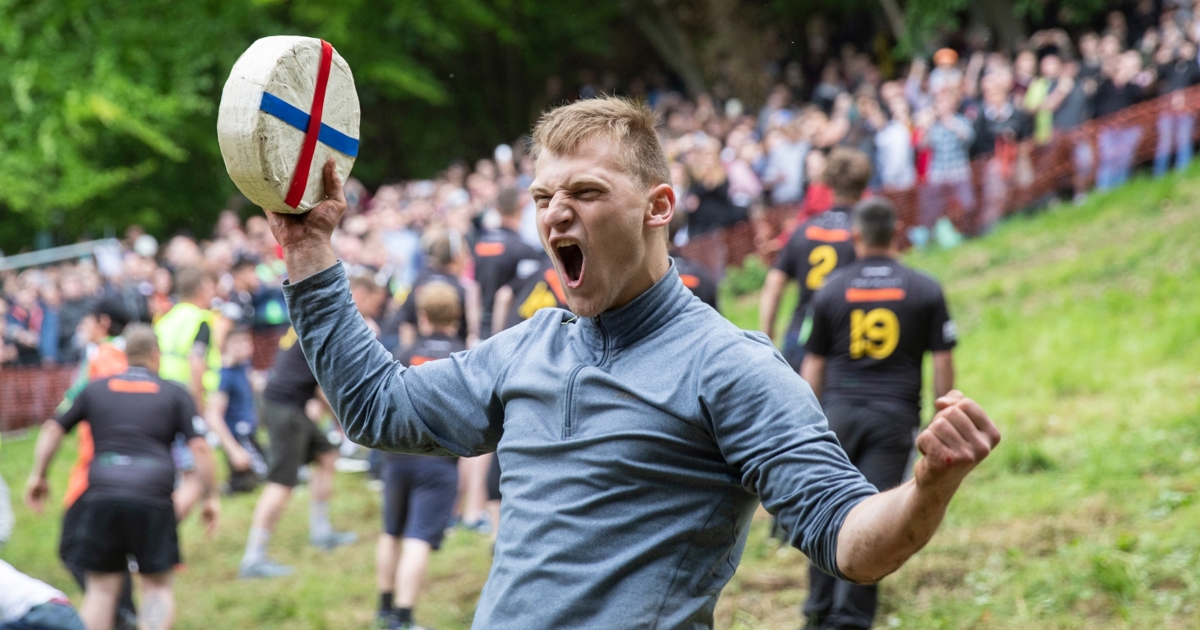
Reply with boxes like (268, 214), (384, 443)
(217, 36), (360, 213)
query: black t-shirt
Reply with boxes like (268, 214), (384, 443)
(56, 367), (197, 506)
(772, 207), (857, 330)
(502, 253), (569, 331)
(672, 255), (719, 310)
(1159, 59), (1200, 94)
(397, 268), (469, 343)
(1093, 80), (1145, 118)
(805, 257), (956, 412)
(262, 328), (319, 408)
(972, 102), (1032, 156)
(473, 228), (540, 338)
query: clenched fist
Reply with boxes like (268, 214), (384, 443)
(913, 390), (1001, 494)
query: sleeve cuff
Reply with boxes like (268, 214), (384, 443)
(281, 262), (345, 297)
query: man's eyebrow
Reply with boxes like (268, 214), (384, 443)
(528, 177), (611, 196)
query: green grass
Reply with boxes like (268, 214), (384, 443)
(4, 168), (1200, 628)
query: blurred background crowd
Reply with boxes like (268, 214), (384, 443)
(5, 3), (1200, 367)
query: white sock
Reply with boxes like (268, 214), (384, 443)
(310, 501), (332, 540)
(243, 527), (270, 564)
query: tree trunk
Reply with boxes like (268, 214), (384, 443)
(877, 0), (907, 43)
(623, 0), (708, 96)
(973, 0), (1025, 51)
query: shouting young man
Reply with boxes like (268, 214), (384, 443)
(266, 97), (1000, 629)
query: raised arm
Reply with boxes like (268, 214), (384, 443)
(836, 391), (999, 583)
(268, 160), (507, 457)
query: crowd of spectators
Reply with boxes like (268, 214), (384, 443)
(4, 3), (1200, 367)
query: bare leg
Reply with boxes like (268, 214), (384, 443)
(376, 534), (400, 593)
(395, 538), (433, 609)
(138, 572), (176, 630)
(82, 572), (124, 630)
(486, 500), (501, 543)
(457, 454), (491, 525)
(249, 483), (294, 533)
(310, 451), (337, 504)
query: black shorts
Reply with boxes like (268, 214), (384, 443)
(822, 398), (920, 492)
(486, 454), (502, 502)
(62, 497), (179, 575)
(381, 455), (458, 549)
(262, 398), (335, 487)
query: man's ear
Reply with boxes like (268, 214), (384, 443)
(646, 183), (675, 229)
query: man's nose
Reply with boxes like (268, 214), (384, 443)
(541, 193), (575, 229)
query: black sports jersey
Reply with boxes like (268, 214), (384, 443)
(397, 268), (469, 343)
(55, 367), (197, 507)
(805, 257), (956, 412)
(394, 333), (467, 367)
(773, 207), (857, 330)
(262, 328), (319, 409)
(673, 255), (719, 310)
(474, 228), (540, 339)
(502, 253), (569, 331)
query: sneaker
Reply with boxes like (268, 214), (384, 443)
(239, 558), (294, 579)
(310, 530), (358, 551)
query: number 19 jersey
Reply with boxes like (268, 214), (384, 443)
(805, 256), (956, 413)
(773, 207), (857, 332)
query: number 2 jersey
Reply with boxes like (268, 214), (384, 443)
(772, 207), (857, 332)
(804, 256), (956, 413)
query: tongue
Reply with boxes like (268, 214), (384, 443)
(560, 245), (583, 282)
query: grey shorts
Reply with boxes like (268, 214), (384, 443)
(262, 398), (335, 487)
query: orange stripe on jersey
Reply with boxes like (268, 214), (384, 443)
(680, 274), (701, 289)
(846, 288), (907, 302)
(543, 269), (567, 304)
(108, 379), (161, 394)
(64, 422), (93, 508)
(409, 356), (435, 366)
(474, 242), (506, 257)
(805, 225), (851, 242)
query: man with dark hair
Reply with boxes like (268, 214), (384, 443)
(26, 324), (219, 630)
(800, 197), (958, 630)
(376, 282), (465, 630)
(760, 146), (870, 371)
(474, 188), (541, 340)
(394, 229), (477, 349)
(266, 96), (998, 629)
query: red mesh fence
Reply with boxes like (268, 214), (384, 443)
(3, 86), (1197, 430)
(681, 84), (1200, 274)
(1, 329), (286, 432)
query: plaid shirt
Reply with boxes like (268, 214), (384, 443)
(926, 115), (975, 183)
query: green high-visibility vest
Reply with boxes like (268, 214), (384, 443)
(154, 302), (221, 393)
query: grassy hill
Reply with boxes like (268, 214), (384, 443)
(3, 169), (1200, 629)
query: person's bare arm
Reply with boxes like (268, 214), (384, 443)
(492, 285), (513, 336)
(799, 354), (826, 399)
(24, 420), (66, 514)
(204, 391), (250, 472)
(189, 353), (207, 412)
(465, 280), (481, 348)
(835, 391), (1000, 583)
(932, 350), (954, 399)
(187, 436), (220, 537)
(758, 268), (789, 342)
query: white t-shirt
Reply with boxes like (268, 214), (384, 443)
(0, 560), (67, 622)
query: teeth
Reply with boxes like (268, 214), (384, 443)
(556, 238), (579, 248)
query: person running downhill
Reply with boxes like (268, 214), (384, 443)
(265, 97), (999, 629)
(25, 325), (219, 630)
(375, 283), (466, 630)
(759, 147), (871, 372)
(800, 197), (958, 630)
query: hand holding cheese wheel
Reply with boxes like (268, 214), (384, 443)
(218, 36), (360, 213)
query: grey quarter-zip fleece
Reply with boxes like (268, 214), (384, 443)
(284, 261), (877, 629)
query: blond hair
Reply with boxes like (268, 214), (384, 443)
(530, 96), (670, 188)
(415, 282), (462, 330)
(826, 147), (874, 201)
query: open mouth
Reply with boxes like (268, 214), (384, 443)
(555, 238), (585, 289)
